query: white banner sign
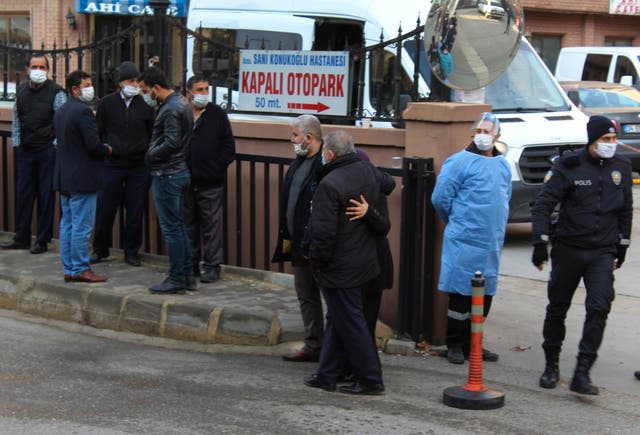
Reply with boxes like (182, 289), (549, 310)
(610, 0), (640, 15)
(238, 50), (349, 116)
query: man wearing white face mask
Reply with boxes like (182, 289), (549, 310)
(273, 114), (325, 362)
(2, 55), (66, 254)
(91, 61), (155, 267)
(183, 75), (236, 283)
(431, 112), (512, 365)
(532, 115), (633, 395)
(53, 70), (112, 283)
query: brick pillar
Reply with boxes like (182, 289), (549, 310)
(402, 102), (491, 344)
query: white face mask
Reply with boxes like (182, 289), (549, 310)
(293, 141), (309, 156)
(192, 94), (211, 108)
(122, 85), (139, 98)
(79, 86), (95, 103)
(29, 69), (47, 84)
(474, 133), (494, 151)
(595, 141), (617, 159)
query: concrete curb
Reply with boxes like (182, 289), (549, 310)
(0, 272), (298, 346)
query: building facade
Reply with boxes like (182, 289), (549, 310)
(523, 0), (640, 71)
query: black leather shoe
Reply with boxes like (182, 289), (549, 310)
(201, 266), (220, 283)
(570, 373), (599, 395)
(90, 252), (108, 264)
(539, 364), (559, 389)
(338, 382), (385, 395)
(149, 277), (185, 294)
(635, 371), (640, 380)
(447, 346), (464, 364)
(303, 373), (336, 391)
(185, 275), (198, 291)
(124, 254), (142, 267)
(1, 240), (29, 250)
(30, 242), (48, 254)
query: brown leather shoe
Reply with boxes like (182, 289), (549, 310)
(71, 269), (107, 283)
(282, 348), (320, 362)
(64, 274), (73, 282)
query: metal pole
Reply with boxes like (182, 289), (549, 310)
(148, 0), (169, 73)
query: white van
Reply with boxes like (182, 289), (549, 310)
(555, 46), (640, 89)
(186, 0), (589, 222)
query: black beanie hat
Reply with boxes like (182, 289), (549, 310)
(587, 115), (617, 144)
(118, 61), (140, 82)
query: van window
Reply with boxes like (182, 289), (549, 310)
(485, 41), (568, 111)
(613, 55), (638, 87)
(582, 54), (611, 81)
(193, 28), (302, 87)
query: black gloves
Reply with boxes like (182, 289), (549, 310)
(532, 243), (549, 267)
(616, 244), (628, 269)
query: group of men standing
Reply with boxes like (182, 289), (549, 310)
(2, 56), (235, 291)
(3, 55), (635, 394)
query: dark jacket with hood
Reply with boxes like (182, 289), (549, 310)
(310, 152), (382, 288)
(272, 146), (324, 267)
(187, 102), (236, 188)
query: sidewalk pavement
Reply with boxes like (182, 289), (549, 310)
(1, 232), (639, 402)
(0, 233), (305, 349)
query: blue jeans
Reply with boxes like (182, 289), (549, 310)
(152, 170), (192, 281)
(14, 146), (56, 245)
(59, 193), (97, 276)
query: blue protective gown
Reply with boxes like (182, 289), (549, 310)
(431, 149), (512, 296)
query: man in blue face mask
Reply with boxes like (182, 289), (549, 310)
(532, 115), (633, 395)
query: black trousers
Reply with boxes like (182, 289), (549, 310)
(317, 285), (382, 385)
(542, 243), (615, 360)
(14, 146), (56, 245)
(93, 161), (150, 257)
(183, 185), (224, 269)
(446, 292), (493, 350)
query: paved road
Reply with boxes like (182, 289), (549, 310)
(0, 309), (639, 434)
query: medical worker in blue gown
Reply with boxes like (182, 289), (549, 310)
(431, 112), (512, 365)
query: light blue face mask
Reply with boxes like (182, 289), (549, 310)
(142, 92), (158, 108)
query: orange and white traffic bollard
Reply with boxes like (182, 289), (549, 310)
(443, 271), (505, 410)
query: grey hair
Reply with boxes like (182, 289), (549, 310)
(324, 130), (355, 157)
(291, 114), (323, 140)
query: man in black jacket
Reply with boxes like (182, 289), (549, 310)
(91, 61), (155, 267)
(272, 114), (325, 362)
(53, 70), (111, 283)
(304, 130), (384, 395)
(2, 55), (66, 254)
(183, 75), (236, 282)
(532, 115), (633, 395)
(139, 67), (194, 294)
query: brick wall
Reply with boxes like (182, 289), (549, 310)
(525, 10), (640, 47)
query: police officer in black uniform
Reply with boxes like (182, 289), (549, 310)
(531, 115), (633, 395)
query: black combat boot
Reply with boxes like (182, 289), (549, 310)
(570, 354), (599, 395)
(539, 348), (560, 389)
